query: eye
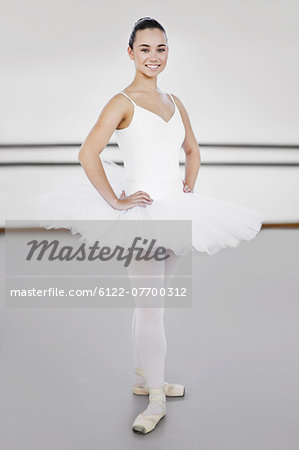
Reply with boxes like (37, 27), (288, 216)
(140, 48), (166, 52)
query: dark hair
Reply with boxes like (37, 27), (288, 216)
(128, 17), (167, 49)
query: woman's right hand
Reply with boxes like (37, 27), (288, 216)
(113, 190), (154, 211)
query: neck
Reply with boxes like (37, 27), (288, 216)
(130, 70), (159, 93)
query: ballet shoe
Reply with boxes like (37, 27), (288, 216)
(132, 411), (166, 434)
(132, 387), (166, 434)
(133, 368), (185, 397)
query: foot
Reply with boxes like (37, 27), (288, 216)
(132, 387), (166, 434)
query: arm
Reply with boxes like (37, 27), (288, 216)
(78, 94), (153, 210)
(172, 94), (201, 192)
(78, 94), (126, 209)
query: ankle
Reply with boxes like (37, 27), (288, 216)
(147, 386), (166, 414)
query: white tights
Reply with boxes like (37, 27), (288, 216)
(127, 249), (182, 413)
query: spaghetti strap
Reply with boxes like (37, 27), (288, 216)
(119, 91), (136, 106)
(168, 93), (175, 107)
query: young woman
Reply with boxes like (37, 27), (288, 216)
(35, 17), (264, 434)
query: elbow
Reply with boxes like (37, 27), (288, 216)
(78, 147), (101, 166)
(185, 145), (200, 157)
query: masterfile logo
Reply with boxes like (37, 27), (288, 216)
(4, 220), (192, 308)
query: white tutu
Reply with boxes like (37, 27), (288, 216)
(34, 91), (264, 256)
(34, 159), (264, 256)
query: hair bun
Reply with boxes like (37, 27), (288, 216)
(135, 17), (152, 25)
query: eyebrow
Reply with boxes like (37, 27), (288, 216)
(137, 44), (167, 47)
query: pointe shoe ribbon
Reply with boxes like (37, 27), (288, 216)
(133, 381), (185, 397)
(133, 368), (185, 397)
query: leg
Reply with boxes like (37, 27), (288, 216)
(131, 309), (146, 386)
(131, 248), (183, 385)
(127, 253), (167, 415)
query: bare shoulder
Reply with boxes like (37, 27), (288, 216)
(95, 92), (133, 128)
(170, 93), (192, 126)
(101, 92), (132, 116)
(171, 94), (188, 115)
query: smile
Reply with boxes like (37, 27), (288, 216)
(145, 64), (160, 69)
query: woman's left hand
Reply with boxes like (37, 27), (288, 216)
(182, 180), (192, 193)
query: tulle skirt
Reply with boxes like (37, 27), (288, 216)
(34, 160), (264, 256)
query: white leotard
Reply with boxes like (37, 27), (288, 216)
(114, 92), (185, 198)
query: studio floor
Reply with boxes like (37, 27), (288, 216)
(1, 228), (298, 450)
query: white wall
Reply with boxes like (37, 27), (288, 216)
(1, 1), (298, 226)
(0, 0), (298, 144)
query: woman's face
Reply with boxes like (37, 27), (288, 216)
(128, 28), (169, 76)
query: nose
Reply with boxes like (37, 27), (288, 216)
(147, 58), (160, 63)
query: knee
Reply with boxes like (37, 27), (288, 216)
(135, 307), (164, 326)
